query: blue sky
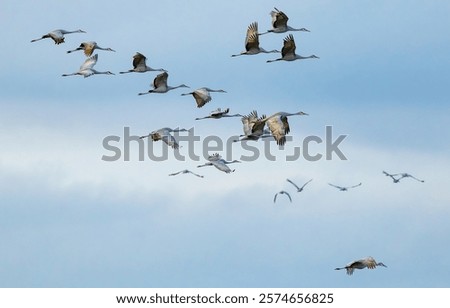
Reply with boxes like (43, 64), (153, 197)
(1, 0), (450, 287)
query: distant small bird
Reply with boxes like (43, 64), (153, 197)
(382, 171), (401, 183)
(67, 41), (115, 56)
(260, 7), (310, 35)
(197, 153), (241, 174)
(169, 169), (204, 178)
(335, 256), (387, 276)
(119, 52), (166, 74)
(31, 29), (86, 45)
(138, 72), (189, 95)
(286, 178), (313, 192)
(383, 171), (424, 183)
(328, 182), (362, 191)
(195, 108), (242, 120)
(274, 190), (292, 203)
(267, 34), (319, 63)
(231, 22), (279, 57)
(139, 127), (188, 149)
(181, 87), (227, 108)
(61, 54), (114, 78)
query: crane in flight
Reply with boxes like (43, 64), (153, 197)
(61, 54), (114, 78)
(335, 256), (387, 275)
(197, 153), (241, 174)
(31, 29), (86, 45)
(383, 171), (424, 183)
(267, 34), (319, 63)
(168, 170), (204, 178)
(195, 108), (242, 120)
(273, 191), (292, 203)
(181, 87), (227, 108)
(119, 52), (167, 74)
(286, 178), (313, 192)
(262, 111), (309, 146)
(139, 127), (188, 150)
(231, 22), (279, 57)
(138, 72), (189, 95)
(260, 8), (310, 35)
(67, 41), (115, 56)
(328, 182), (362, 191)
(234, 110), (271, 142)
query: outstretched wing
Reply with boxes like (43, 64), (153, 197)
(133, 52), (147, 69)
(168, 171), (182, 176)
(402, 173), (424, 182)
(207, 153), (221, 161)
(271, 7), (289, 29)
(192, 88), (212, 108)
(161, 134), (179, 149)
(188, 170), (204, 178)
(153, 71), (168, 89)
(286, 178), (301, 191)
(80, 54), (98, 70)
(285, 191), (292, 202)
(266, 115), (289, 146)
(328, 183), (343, 190)
(273, 193), (278, 203)
(301, 179), (313, 189)
(245, 22), (260, 51)
(349, 183), (362, 189)
(281, 34), (296, 58)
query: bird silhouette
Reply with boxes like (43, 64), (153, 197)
(139, 127), (188, 149)
(169, 169), (204, 178)
(138, 72), (189, 95)
(61, 54), (114, 78)
(260, 8), (310, 35)
(31, 29), (86, 45)
(267, 34), (319, 63)
(335, 256), (387, 275)
(274, 190), (292, 203)
(67, 41), (115, 56)
(328, 182), (362, 191)
(286, 178), (313, 192)
(119, 52), (166, 74)
(195, 108), (242, 120)
(232, 22), (279, 57)
(197, 153), (241, 174)
(181, 87), (226, 108)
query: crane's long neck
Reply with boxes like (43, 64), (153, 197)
(97, 46), (115, 52)
(92, 70), (113, 75)
(261, 48), (279, 54)
(65, 30), (85, 34)
(266, 58), (283, 63)
(224, 114), (242, 118)
(147, 66), (166, 72)
(259, 30), (272, 35)
(169, 85), (187, 91)
(172, 128), (187, 133)
(296, 54), (319, 60)
(289, 27), (310, 32)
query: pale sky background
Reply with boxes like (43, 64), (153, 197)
(1, 0), (449, 287)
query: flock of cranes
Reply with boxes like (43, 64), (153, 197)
(30, 6), (424, 278)
(30, 7), (315, 168)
